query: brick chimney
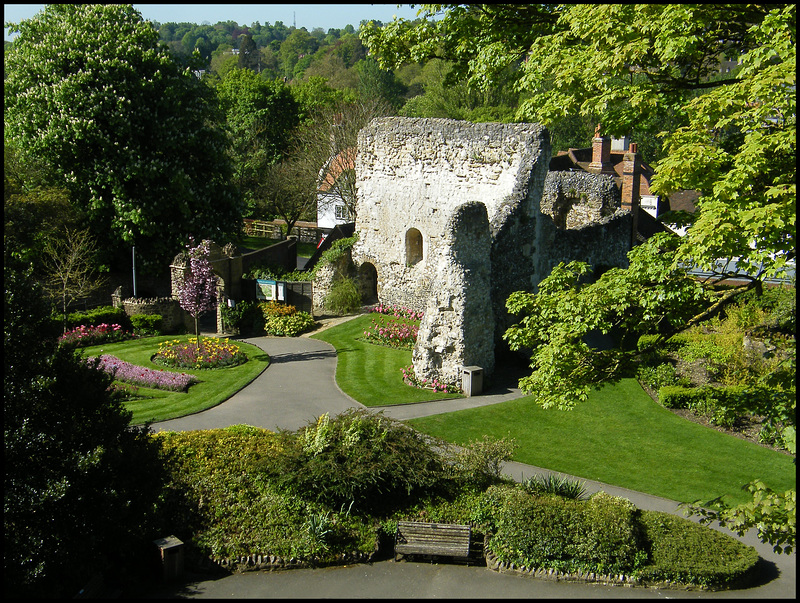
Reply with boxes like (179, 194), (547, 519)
(622, 142), (641, 245)
(588, 126), (613, 175)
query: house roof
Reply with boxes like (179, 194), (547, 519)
(319, 147), (356, 193)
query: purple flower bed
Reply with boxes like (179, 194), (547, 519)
(88, 354), (198, 392)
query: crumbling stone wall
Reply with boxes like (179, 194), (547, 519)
(541, 171), (620, 230)
(353, 117), (550, 385)
(412, 202), (495, 384)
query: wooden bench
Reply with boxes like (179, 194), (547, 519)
(394, 521), (472, 560)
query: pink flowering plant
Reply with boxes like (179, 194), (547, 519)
(152, 337), (248, 370)
(176, 239), (219, 350)
(58, 323), (135, 348)
(369, 303), (424, 321)
(88, 354), (197, 392)
(401, 365), (461, 394)
(361, 317), (419, 350)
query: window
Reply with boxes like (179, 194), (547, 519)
(405, 228), (423, 265)
(334, 204), (352, 221)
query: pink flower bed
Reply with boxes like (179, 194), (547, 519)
(362, 318), (419, 350)
(88, 354), (197, 392)
(59, 323), (135, 348)
(369, 303), (424, 321)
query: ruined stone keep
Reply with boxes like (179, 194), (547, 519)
(350, 117), (633, 388)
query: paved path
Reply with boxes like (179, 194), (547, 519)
(149, 331), (796, 599)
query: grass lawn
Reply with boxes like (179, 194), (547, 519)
(81, 335), (269, 425)
(407, 379), (796, 507)
(314, 316), (795, 507)
(311, 313), (464, 406)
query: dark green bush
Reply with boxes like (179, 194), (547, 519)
(260, 409), (448, 514)
(324, 276), (362, 316)
(221, 300), (265, 335)
(637, 511), (759, 588)
(129, 313), (162, 336)
(56, 305), (133, 331)
(487, 487), (644, 575)
(658, 385), (748, 427)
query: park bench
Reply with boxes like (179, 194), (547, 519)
(394, 521), (472, 561)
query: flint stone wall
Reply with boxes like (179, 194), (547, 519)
(353, 117), (550, 384)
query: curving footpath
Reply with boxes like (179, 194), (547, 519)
(149, 331), (796, 599)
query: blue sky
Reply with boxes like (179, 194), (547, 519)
(4, 4), (425, 41)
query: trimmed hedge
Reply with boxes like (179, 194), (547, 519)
(129, 313), (162, 336)
(55, 305), (133, 331)
(637, 511), (760, 588)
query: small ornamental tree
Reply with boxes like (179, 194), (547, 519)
(176, 240), (218, 349)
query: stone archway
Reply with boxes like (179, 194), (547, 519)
(357, 262), (379, 305)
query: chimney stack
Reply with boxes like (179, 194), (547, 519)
(588, 125), (613, 175)
(622, 142), (641, 246)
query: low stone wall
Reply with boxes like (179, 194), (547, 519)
(121, 297), (187, 334)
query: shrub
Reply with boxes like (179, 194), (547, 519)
(261, 302), (316, 336)
(57, 305), (133, 331)
(636, 510), (759, 588)
(130, 314), (162, 336)
(325, 276), (362, 316)
(658, 385), (748, 428)
(487, 488), (644, 575)
(220, 300), (265, 335)
(260, 409), (448, 514)
(445, 435), (517, 490)
(523, 473), (588, 500)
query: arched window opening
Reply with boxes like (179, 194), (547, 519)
(405, 228), (423, 266)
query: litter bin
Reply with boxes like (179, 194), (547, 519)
(462, 366), (484, 397)
(153, 535), (184, 581)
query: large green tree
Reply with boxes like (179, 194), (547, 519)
(214, 68), (300, 217)
(4, 4), (242, 273)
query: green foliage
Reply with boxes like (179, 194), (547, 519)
(523, 473), (589, 501)
(56, 305), (133, 332)
(444, 435), (517, 490)
(504, 234), (711, 409)
(4, 251), (167, 597)
(4, 4), (242, 272)
(638, 511), (761, 587)
(487, 487), (645, 576)
(324, 276), (362, 316)
(260, 409), (448, 514)
(220, 300), (265, 335)
(129, 314), (163, 336)
(636, 363), (688, 392)
(307, 234), (359, 281)
(260, 302), (316, 336)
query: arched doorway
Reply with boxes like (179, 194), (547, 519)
(358, 262), (378, 305)
(405, 228), (423, 266)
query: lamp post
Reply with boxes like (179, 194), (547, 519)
(132, 246), (138, 298)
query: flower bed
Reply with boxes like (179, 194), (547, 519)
(361, 318), (419, 350)
(152, 337), (248, 370)
(369, 303), (424, 321)
(401, 365), (461, 394)
(58, 323), (135, 348)
(89, 354), (197, 392)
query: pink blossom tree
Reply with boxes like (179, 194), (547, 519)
(176, 239), (218, 351)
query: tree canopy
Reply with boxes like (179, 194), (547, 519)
(4, 4), (242, 273)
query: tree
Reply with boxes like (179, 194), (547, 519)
(286, 96), (395, 223)
(214, 68), (300, 216)
(237, 33), (259, 71)
(4, 249), (167, 597)
(41, 228), (107, 330)
(259, 156), (320, 238)
(176, 240), (219, 347)
(4, 4), (242, 273)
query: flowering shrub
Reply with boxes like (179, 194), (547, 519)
(58, 323), (135, 348)
(361, 318), (419, 350)
(369, 303), (424, 321)
(401, 365), (462, 394)
(260, 302), (316, 336)
(89, 354), (197, 392)
(152, 337), (248, 370)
